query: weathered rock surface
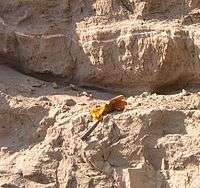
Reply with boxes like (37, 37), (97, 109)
(0, 0), (200, 92)
(0, 1), (200, 188)
(0, 65), (199, 187)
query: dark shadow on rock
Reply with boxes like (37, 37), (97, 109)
(156, 170), (171, 188)
(139, 0), (190, 21)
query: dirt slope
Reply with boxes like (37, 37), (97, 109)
(0, 65), (200, 187)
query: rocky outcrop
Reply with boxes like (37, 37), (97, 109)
(0, 0), (199, 90)
(77, 24), (200, 92)
(0, 65), (200, 187)
(1, 1), (200, 187)
(0, 65), (200, 188)
(0, 0), (200, 92)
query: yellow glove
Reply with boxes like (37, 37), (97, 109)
(90, 103), (109, 120)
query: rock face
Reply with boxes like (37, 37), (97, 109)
(0, 65), (200, 187)
(0, 1), (200, 188)
(0, 0), (200, 92)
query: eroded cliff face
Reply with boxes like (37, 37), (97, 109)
(0, 1), (200, 188)
(0, 0), (200, 91)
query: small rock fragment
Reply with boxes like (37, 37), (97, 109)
(60, 105), (70, 113)
(38, 96), (49, 101)
(52, 82), (58, 89)
(136, 102), (142, 107)
(181, 89), (190, 96)
(141, 92), (150, 97)
(64, 99), (76, 106)
(150, 93), (157, 99)
(82, 91), (88, 96)
(69, 84), (75, 88)
(14, 169), (23, 175)
(16, 99), (23, 103)
(1, 147), (8, 152)
(69, 84), (79, 91)
(32, 83), (42, 88)
(89, 93), (93, 98)
(30, 88), (35, 92)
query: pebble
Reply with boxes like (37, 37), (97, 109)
(30, 88), (35, 92)
(16, 99), (23, 103)
(89, 93), (93, 98)
(82, 91), (88, 96)
(69, 84), (79, 91)
(52, 82), (58, 89)
(181, 89), (190, 96)
(135, 102), (142, 107)
(14, 169), (23, 175)
(151, 93), (157, 99)
(38, 96), (49, 101)
(63, 99), (76, 106)
(1, 147), (8, 152)
(32, 83), (43, 88)
(141, 92), (150, 97)
(69, 84), (76, 89)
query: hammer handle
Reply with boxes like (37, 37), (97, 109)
(81, 120), (100, 141)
